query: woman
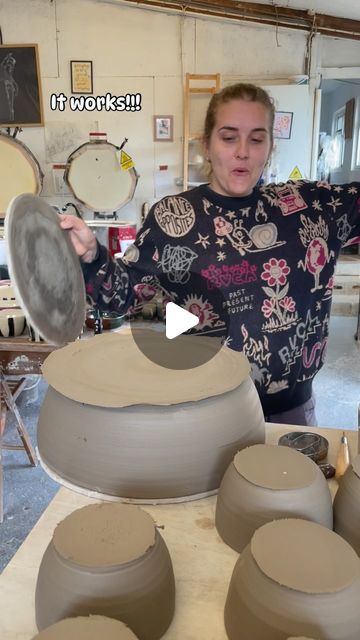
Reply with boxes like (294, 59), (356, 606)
(61, 83), (360, 425)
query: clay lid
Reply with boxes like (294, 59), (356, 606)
(5, 193), (86, 345)
(31, 615), (139, 639)
(251, 519), (360, 594)
(351, 454), (360, 479)
(42, 330), (250, 407)
(233, 444), (317, 490)
(53, 503), (156, 568)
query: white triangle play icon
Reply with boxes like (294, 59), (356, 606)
(165, 302), (199, 340)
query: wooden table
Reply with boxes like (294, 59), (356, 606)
(0, 423), (357, 640)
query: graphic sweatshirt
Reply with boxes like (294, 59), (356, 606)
(82, 180), (360, 416)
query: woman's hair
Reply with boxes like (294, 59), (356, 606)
(203, 83), (275, 144)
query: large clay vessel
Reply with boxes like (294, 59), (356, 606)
(333, 454), (360, 554)
(215, 444), (333, 552)
(31, 615), (139, 639)
(37, 332), (265, 500)
(224, 519), (360, 640)
(35, 503), (175, 640)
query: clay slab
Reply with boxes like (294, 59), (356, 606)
(41, 329), (251, 407)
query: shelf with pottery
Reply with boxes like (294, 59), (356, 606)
(0, 423), (357, 640)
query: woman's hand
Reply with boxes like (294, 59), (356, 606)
(59, 214), (98, 263)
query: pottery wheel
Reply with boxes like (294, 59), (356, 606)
(41, 329), (250, 407)
(5, 193), (86, 344)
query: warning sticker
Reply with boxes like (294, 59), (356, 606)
(289, 166), (303, 180)
(120, 150), (134, 170)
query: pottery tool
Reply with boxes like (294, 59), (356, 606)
(358, 403), (360, 454)
(335, 431), (350, 481)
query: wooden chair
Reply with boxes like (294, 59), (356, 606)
(0, 368), (38, 523)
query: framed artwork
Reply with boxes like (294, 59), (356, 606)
(153, 115), (173, 141)
(274, 111), (293, 139)
(0, 44), (44, 127)
(70, 60), (93, 94)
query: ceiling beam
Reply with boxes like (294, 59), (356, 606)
(121, 0), (360, 40)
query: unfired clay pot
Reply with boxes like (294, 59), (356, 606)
(31, 615), (139, 639)
(224, 519), (360, 640)
(215, 444), (333, 552)
(333, 454), (360, 554)
(37, 332), (265, 500)
(35, 503), (175, 640)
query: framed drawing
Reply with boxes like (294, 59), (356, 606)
(274, 111), (293, 139)
(0, 44), (44, 127)
(153, 115), (173, 141)
(70, 60), (93, 94)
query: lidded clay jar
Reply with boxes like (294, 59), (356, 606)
(38, 331), (265, 501)
(224, 519), (360, 640)
(215, 444), (333, 552)
(333, 454), (360, 554)
(35, 503), (175, 640)
(31, 615), (139, 639)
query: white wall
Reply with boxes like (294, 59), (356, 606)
(1, 0), (360, 223)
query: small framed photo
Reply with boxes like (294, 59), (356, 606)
(274, 111), (293, 139)
(0, 44), (44, 127)
(153, 115), (173, 142)
(70, 60), (93, 94)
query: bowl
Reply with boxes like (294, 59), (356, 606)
(85, 308), (125, 331)
(35, 503), (175, 640)
(215, 444), (333, 553)
(0, 307), (26, 337)
(224, 519), (360, 639)
(31, 615), (139, 639)
(278, 431), (329, 463)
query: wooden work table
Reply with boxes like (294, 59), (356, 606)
(0, 423), (358, 640)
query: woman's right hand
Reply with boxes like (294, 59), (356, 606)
(59, 214), (98, 263)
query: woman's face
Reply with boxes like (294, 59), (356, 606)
(204, 99), (272, 198)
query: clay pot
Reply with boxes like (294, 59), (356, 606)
(224, 519), (360, 640)
(215, 444), (333, 553)
(333, 454), (360, 554)
(37, 332), (265, 500)
(0, 282), (18, 307)
(31, 615), (139, 639)
(0, 307), (26, 337)
(35, 503), (175, 640)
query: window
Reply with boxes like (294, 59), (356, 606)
(332, 107), (345, 169)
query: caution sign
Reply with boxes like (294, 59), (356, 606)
(289, 166), (303, 180)
(120, 150), (134, 171)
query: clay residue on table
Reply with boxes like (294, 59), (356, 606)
(31, 615), (139, 639)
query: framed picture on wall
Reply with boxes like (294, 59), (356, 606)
(70, 60), (93, 94)
(153, 115), (173, 141)
(0, 44), (44, 127)
(274, 111), (293, 139)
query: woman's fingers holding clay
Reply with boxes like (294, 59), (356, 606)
(59, 214), (98, 262)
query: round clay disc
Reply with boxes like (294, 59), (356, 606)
(41, 329), (250, 407)
(5, 193), (86, 345)
(351, 454), (360, 479)
(251, 519), (360, 594)
(233, 444), (317, 490)
(53, 503), (156, 567)
(31, 615), (139, 639)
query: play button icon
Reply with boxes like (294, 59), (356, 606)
(129, 271), (230, 370)
(165, 302), (199, 339)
